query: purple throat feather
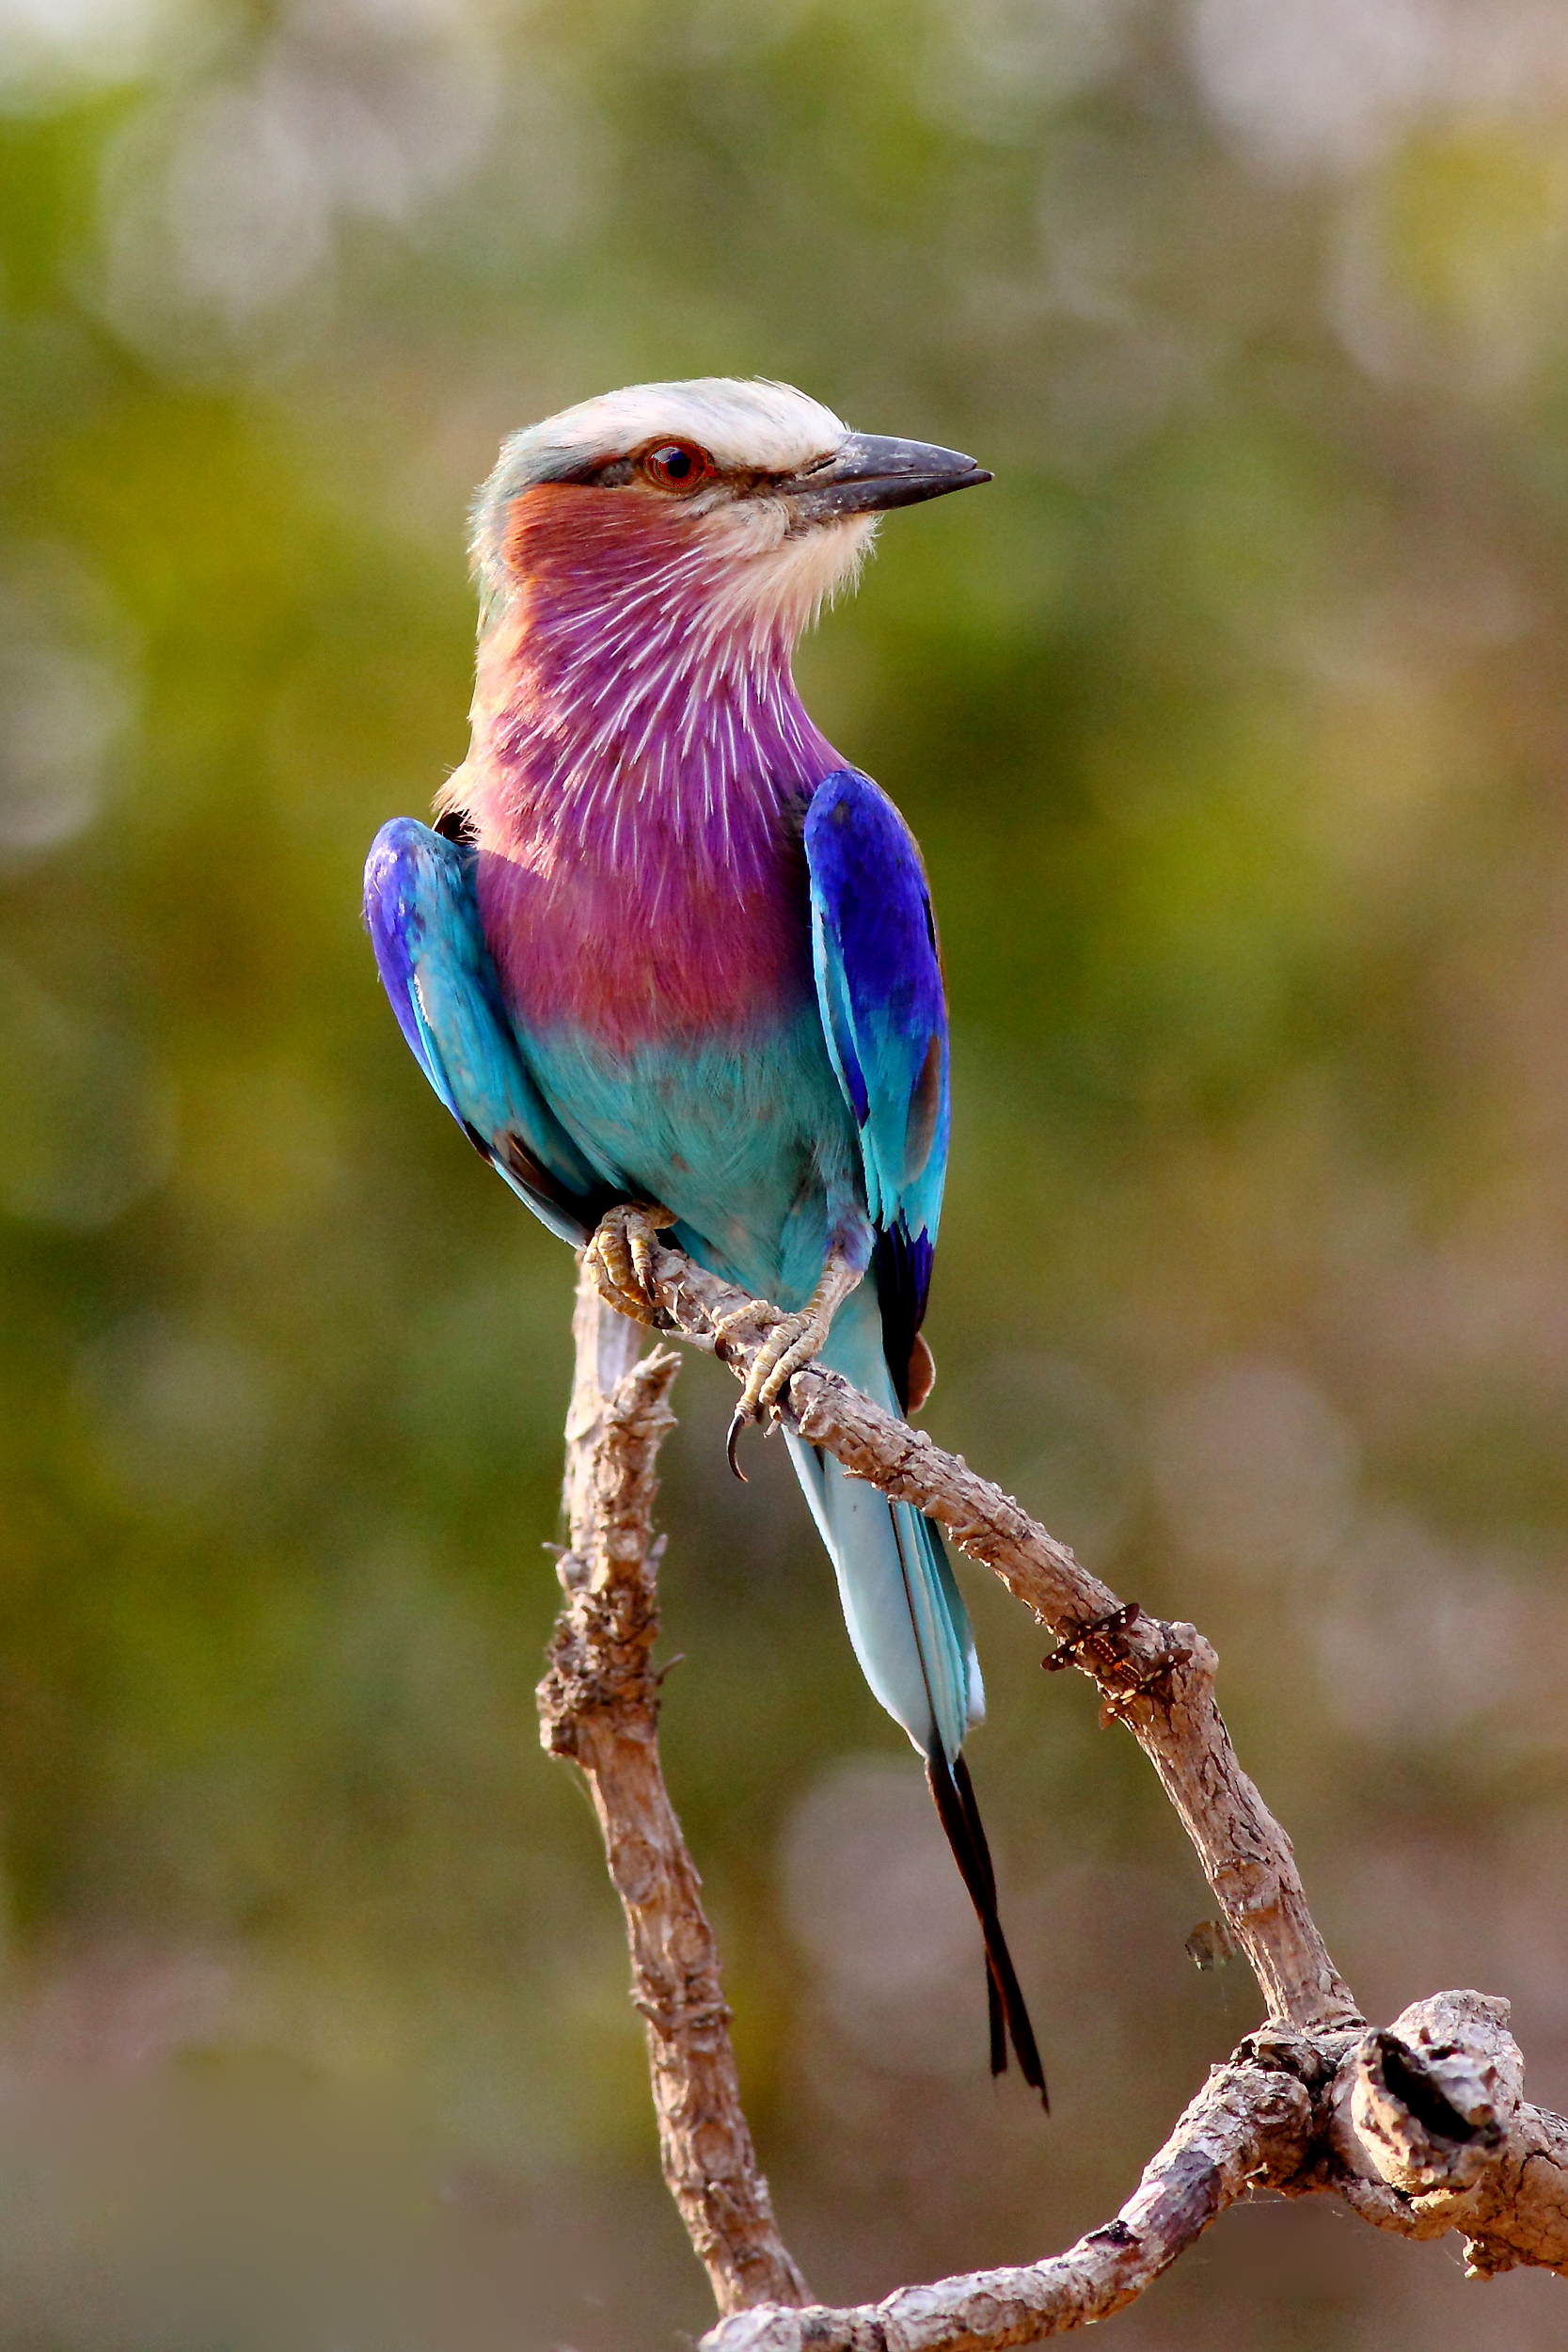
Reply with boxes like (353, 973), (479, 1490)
(440, 483), (860, 1046)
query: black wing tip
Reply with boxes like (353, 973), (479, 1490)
(873, 1225), (934, 1414)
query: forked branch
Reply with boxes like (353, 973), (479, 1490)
(536, 1242), (1568, 2348)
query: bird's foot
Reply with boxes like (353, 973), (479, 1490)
(718, 1250), (862, 1478)
(584, 1202), (676, 1328)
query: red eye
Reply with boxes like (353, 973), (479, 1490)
(639, 440), (713, 492)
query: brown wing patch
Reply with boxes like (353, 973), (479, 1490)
(906, 1331), (936, 1414)
(905, 1029), (943, 1181)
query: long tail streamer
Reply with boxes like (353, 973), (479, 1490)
(927, 1747), (1049, 2108)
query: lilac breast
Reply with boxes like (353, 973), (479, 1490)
(476, 802), (816, 1048)
(457, 482), (846, 1048)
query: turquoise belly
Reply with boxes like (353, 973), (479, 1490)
(522, 1011), (863, 1308)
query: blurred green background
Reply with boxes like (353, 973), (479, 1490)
(4, 0), (1568, 2343)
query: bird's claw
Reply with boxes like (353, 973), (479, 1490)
(717, 1297), (837, 1480)
(747, 1304), (838, 1412)
(584, 1202), (676, 1327)
(714, 1299), (784, 1481)
(716, 1248), (863, 1480)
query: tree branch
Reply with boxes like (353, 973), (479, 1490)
(542, 1235), (1568, 2344)
(705, 2054), (1314, 2351)
(616, 1237), (1357, 2035)
(1331, 1990), (1568, 2278)
(536, 1259), (809, 2315)
(703, 1994), (1568, 2351)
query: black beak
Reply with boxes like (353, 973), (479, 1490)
(778, 433), (992, 522)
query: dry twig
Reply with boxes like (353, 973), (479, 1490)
(535, 1236), (1568, 2347)
(536, 1262), (808, 2314)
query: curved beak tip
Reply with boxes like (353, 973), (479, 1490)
(783, 436), (995, 521)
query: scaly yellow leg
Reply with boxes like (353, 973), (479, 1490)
(583, 1202), (676, 1327)
(718, 1246), (863, 1478)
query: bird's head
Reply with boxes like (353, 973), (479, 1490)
(469, 376), (990, 652)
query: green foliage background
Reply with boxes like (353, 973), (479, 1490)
(3, 1), (1568, 2343)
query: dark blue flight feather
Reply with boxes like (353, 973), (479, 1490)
(804, 769), (950, 1403)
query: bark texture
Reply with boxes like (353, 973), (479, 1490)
(702, 2059), (1313, 2351)
(536, 1261), (809, 2315)
(1331, 1990), (1568, 2279)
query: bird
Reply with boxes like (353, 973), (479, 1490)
(363, 376), (1046, 2103)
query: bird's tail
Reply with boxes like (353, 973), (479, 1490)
(784, 1284), (1046, 2104)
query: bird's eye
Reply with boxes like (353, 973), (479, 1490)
(639, 440), (714, 493)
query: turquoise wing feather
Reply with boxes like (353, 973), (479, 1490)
(363, 818), (613, 1246)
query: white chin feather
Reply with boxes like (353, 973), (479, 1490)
(700, 505), (878, 646)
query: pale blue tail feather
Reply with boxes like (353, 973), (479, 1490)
(784, 1281), (981, 1765)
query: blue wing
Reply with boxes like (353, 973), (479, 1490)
(363, 818), (613, 1246)
(804, 768), (949, 1404)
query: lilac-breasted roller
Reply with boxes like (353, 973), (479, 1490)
(364, 378), (1045, 2101)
